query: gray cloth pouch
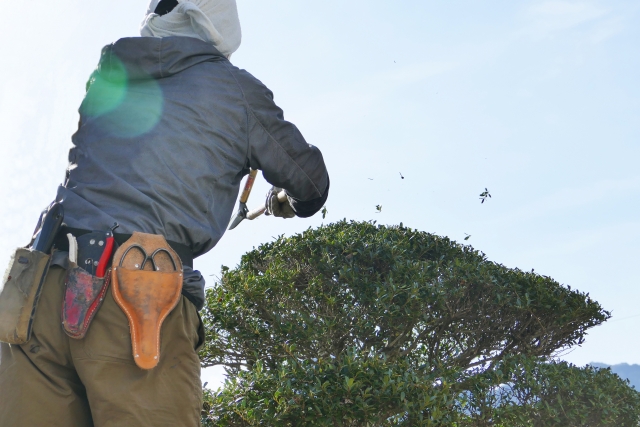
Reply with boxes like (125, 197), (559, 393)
(0, 248), (52, 345)
(62, 264), (111, 339)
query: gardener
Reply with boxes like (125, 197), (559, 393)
(0, 0), (329, 425)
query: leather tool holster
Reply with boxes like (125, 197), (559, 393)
(63, 265), (111, 339)
(111, 232), (183, 370)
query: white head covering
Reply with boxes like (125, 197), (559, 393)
(141, 0), (242, 57)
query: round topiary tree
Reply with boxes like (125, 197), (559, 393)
(199, 221), (638, 426)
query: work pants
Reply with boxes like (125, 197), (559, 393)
(0, 265), (204, 427)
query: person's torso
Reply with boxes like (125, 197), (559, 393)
(57, 37), (250, 257)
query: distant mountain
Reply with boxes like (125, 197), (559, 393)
(591, 363), (640, 390)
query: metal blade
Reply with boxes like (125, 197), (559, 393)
(228, 203), (248, 230)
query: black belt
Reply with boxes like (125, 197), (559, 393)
(53, 227), (194, 269)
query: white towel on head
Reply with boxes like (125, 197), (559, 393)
(146, 0), (162, 15)
(141, 0), (241, 57)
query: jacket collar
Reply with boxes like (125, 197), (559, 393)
(97, 36), (227, 82)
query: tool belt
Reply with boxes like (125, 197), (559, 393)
(1, 220), (188, 370)
(112, 232), (183, 370)
(61, 230), (184, 370)
(55, 228), (188, 372)
(54, 227), (193, 268)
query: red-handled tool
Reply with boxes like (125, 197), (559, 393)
(95, 224), (119, 278)
(95, 234), (115, 279)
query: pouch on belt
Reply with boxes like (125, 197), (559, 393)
(0, 203), (62, 345)
(111, 232), (183, 370)
(0, 249), (51, 344)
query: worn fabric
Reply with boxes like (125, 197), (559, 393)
(0, 265), (204, 427)
(0, 248), (51, 344)
(55, 36), (330, 304)
(141, 0), (242, 57)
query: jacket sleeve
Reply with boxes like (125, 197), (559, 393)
(233, 68), (329, 218)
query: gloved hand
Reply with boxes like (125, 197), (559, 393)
(265, 187), (295, 218)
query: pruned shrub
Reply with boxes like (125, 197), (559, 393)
(199, 221), (637, 426)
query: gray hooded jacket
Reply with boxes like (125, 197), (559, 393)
(56, 37), (329, 308)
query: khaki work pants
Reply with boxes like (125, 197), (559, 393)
(0, 266), (204, 427)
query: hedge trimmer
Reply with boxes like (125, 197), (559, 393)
(228, 170), (287, 230)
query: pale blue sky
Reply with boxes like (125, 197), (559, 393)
(1, 0), (638, 388)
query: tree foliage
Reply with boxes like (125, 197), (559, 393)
(199, 221), (638, 426)
(475, 359), (640, 426)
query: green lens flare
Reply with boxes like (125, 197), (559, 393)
(81, 57), (128, 117)
(81, 55), (164, 138)
(98, 79), (164, 138)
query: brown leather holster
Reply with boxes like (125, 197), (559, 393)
(111, 232), (183, 370)
(62, 265), (111, 339)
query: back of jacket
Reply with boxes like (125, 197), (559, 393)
(57, 36), (329, 258)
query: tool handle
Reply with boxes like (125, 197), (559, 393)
(33, 203), (64, 254)
(277, 191), (288, 202)
(95, 236), (115, 278)
(239, 170), (259, 204)
(247, 191), (287, 220)
(67, 234), (78, 264)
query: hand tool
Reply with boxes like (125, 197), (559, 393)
(119, 245), (179, 271)
(246, 190), (288, 221)
(31, 203), (64, 254)
(95, 223), (119, 278)
(67, 234), (78, 264)
(77, 231), (113, 276)
(95, 234), (115, 278)
(228, 169), (259, 230)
